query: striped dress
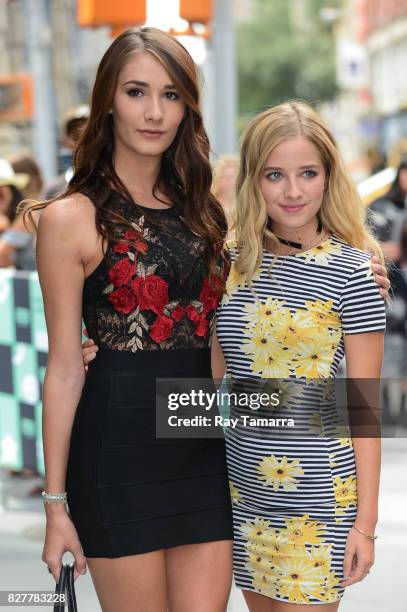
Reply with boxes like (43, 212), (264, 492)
(216, 235), (386, 605)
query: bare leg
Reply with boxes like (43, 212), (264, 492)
(243, 590), (274, 612)
(166, 540), (233, 612)
(243, 590), (341, 612)
(86, 550), (167, 612)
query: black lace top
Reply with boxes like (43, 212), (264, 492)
(83, 191), (225, 351)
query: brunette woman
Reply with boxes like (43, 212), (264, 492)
(27, 28), (233, 612)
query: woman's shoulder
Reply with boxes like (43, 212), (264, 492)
(330, 235), (373, 267)
(39, 193), (95, 229)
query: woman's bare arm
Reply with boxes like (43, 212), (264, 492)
(37, 197), (92, 580)
(341, 331), (384, 587)
(211, 326), (226, 384)
(38, 199), (87, 498)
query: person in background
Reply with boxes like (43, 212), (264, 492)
(369, 157), (407, 403)
(0, 154), (43, 270)
(0, 158), (28, 237)
(381, 216), (407, 423)
(42, 104), (89, 200)
(212, 155), (239, 233)
(369, 156), (407, 263)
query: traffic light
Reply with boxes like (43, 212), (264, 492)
(0, 74), (33, 123)
(180, 0), (213, 23)
(77, 0), (146, 27)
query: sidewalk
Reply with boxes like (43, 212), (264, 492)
(0, 437), (406, 611)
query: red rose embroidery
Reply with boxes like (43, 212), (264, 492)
(124, 230), (148, 254)
(199, 277), (221, 313)
(108, 288), (136, 314)
(195, 315), (209, 337)
(135, 239), (148, 254)
(132, 274), (169, 315)
(171, 304), (184, 321)
(149, 315), (174, 343)
(185, 304), (200, 322)
(113, 241), (129, 254)
(108, 258), (136, 287)
(124, 229), (137, 240)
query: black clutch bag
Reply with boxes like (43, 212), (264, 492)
(53, 562), (78, 612)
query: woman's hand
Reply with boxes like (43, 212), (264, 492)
(371, 255), (390, 299)
(82, 328), (98, 371)
(340, 526), (375, 587)
(42, 507), (87, 582)
(82, 339), (98, 371)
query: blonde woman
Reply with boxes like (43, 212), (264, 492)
(214, 101), (385, 611)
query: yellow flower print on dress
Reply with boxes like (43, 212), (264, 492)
(299, 239), (342, 266)
(306, 544), (333, 576)
(240, 517), (273, 542)
(275, 556), (326, 604)
(270, 309), (314, 346)
(262, 528), (292, 559)
(242, 325), (277, 361)
(285, 515), (327, 546)
(304, 299), (341, 333)
(241, 297), (285, 329)
(247, 549), (275, 575)
(252, 572), (279, 599)
(222, 260), (261, 305)
(333, 474), (357, 515)
(308, 411), (324, 436)
(256, 455), (304, 492)
(292, 336), (336, 379)
(262, 380), (303, 410)
(250, 347), (293, 378)
(323, 570), (342, 602)
(229, 481), (242, 505)
(323, 379), (335, 400)
(338, 437), (353, 448)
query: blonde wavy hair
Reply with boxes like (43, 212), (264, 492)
(234, 100), (383, 284)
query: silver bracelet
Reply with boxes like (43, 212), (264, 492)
(41, 490), (68, 505)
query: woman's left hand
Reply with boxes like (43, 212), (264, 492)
(371, 256), (390, 299)
(340, 526), (375, 587)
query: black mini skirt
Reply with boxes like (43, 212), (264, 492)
(66, 348), (233, 558)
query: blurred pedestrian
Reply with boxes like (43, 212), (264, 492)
(42, 105), (89, 199)
(0, 154), (43, 270)
(369, 156), (407, 263)
(382, 216), (407, 423)
(0, 159), (28, 236)
(212, 155), (239, 233)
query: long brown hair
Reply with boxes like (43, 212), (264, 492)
(25, 27), (227, 275)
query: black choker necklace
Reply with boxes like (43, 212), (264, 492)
(275, 219), (323, 249)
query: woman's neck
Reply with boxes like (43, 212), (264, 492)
(271, 217), (320, 244)
(114, 143), (161, 199)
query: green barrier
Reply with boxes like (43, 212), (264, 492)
(0, 270), (46, 475)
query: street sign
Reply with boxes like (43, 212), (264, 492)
(0, 74), (33, 122)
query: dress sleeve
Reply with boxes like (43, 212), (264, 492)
(339, 259), (386, 334)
